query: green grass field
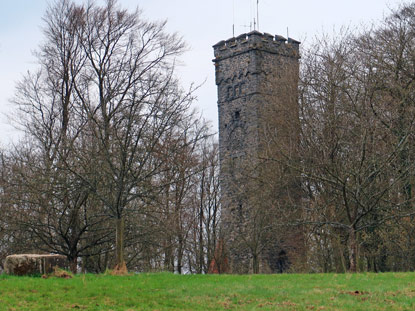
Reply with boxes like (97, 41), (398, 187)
(0, 272), (415, 310)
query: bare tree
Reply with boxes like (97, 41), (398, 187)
(7, 0), (209, 273)
(7, 0), (114, 273)
(198, 142), (221, 274)
(62, 0), (207, 271)
(298, 4), (415, 272)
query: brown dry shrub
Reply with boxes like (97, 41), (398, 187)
(42, 266), (73, 279)
(109, 262), (128, 276)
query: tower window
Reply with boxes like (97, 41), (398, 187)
(238, 203), (243, 217)
(234, 111), (240, 120)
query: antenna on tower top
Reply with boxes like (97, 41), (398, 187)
(244, 0), (257, 32)
(232, 0), (235, 37)
(257, 0), (259, 31)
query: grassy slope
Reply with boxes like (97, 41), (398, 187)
(0, 272), (414, 310)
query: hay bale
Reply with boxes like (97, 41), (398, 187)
(4, 254), (68, 276)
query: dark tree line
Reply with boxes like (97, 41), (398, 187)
(296, 2), (415, 272)
(0, 0), (220, 274)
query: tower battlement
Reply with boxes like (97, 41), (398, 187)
(213, 30), (300, 61)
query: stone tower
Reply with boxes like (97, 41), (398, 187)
(213, 31), (303, 273)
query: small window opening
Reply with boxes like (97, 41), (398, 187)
(234, 111), (240, 120)
(237, 203), (243, 217)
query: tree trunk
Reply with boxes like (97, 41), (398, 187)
(177, 234), (183, 274)
(198, 204), (204, 274)
(115, 217), (126, 270)
(81, 256), (87, 274)
(198, 170), (205, 274)
(253, 254), (260, 274)
(69, 257), (77, 274)
(348, 227), (357, 272)
(332, 234), (347, 273)
(164, 238), (174, 272)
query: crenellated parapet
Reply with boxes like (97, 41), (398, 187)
(213, 30), (300, 62)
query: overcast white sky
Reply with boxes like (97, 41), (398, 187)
(0, 0), (404, 145)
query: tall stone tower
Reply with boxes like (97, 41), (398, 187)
(213, 31), (302, 273)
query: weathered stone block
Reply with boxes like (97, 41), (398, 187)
(4, 254), (68, 275)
